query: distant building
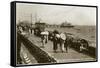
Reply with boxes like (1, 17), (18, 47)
(60, 21), (74, 28)
(35, 22), (46, 28)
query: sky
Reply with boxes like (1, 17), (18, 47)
(16, 3), (96, 25)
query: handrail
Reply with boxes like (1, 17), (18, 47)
(17, 32), (57, 63)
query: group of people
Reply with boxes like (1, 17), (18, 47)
(52, 30), (68, 53)
(40, 29), (70, 53)
(17, 25), (89, 54)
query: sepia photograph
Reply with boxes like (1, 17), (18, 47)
(16, 2), (97, 66)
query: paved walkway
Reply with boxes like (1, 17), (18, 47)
(26, 34), (96, 63)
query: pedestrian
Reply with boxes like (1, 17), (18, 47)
(30, 28), (33, 34)
(40, 31), (49, 48)
(64, 38), (69, 53)
(64, 35), (74, 53)
(41, 35), (46, 47)
(60, 33), (66, 53)
(52, 30), (59, 52)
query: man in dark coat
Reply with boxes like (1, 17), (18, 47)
(52, 30), (59, 52)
